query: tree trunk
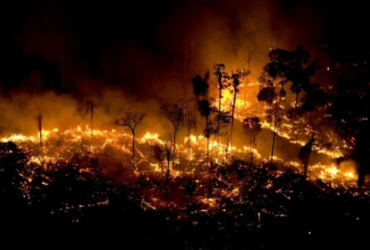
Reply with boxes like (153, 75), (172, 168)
(270, 121), (278, 170)
(218, 87), (222, 135)
(166, 151), (170, 189)
(230, 87), (237, 146)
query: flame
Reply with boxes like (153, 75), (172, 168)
(0, 125), (358, 188)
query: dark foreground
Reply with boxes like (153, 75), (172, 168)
(1, 142), (369, 249)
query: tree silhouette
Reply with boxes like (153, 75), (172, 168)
(288, 46), (318, 109)
(161, 100), (185, 169)
(230, 70), (249, 145)
(114, 112), (146, 172)
(257, 47), (315, 169)
(198, 99), (215, 164)
(34, 113), (43, 148)
(257, 71), (283, 169)
(329, 68), (370, 188)
(213, 64), (230, 139)
(191, 70), (209, 98)
(191, 70), (210, 141)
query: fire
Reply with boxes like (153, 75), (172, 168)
(141, 132), (160, 143)
(1, 134), (37, 143)
(0, 124), (359, 189)
(311, 163), (357, 183)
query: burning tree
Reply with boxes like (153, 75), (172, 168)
(198, 99), (215, 164)
(161, 100), (185, 169)
(191, 70), (210, 138)
(242, 117), (262, 165)
(257, 70), (283, 169)
(230, 70), (249, 145)
(213, 64), (230, 139)
(114, 112), (146, 171)
(257, 47), (316, 168)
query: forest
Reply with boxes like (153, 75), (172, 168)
(1, 0), (370, 249)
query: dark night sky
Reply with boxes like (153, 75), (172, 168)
(0, 0), (369, 95)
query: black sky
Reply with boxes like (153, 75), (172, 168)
(1, 0), (369, 95)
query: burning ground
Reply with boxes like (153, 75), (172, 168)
(0, 110), (368, 249)
(1, 0), (370, 249)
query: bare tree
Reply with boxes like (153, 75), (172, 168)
(161, 100), (185, 169)
(114, 112), (146, 171)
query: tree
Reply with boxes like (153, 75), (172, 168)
(213, 64), (230, 138)
(257, 67), (284, 169)
(34, 113), (43, 148)
(114, 112), (146, 172)
(329, 67), (370, 188)
(293, 83), (327, 177)
(191, 70), (210, 141)
(191, 71), (209, 98)
(257, 47), (316, 169)
(230, 70), (249, 145)
(242, 117), (262, 165)
(288, 46), (318, 109)
(161, 100), (185, 169)
(197, 99), (215, 164)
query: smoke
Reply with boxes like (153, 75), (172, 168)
(0, 0), (336, 165)
(1, 0), (329, 96)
